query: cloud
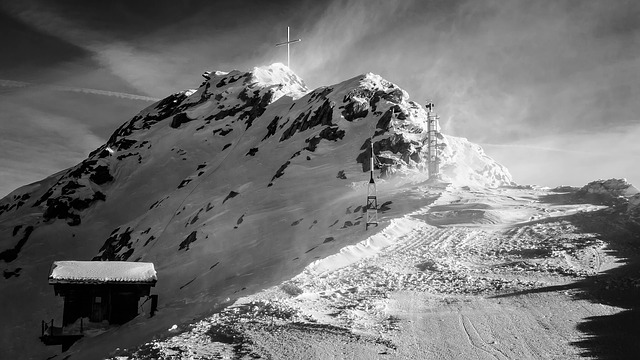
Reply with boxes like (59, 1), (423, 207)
(482, 125), (640, 187)
(0, 79), (160, 102)
(278, 0), (640, 141)
(480, 143), (596, 156)
(0, 106), (105, 197)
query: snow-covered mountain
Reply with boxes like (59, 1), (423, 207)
(0, 63), (513, 359)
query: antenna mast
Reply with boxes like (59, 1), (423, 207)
(366, 139), (379, 230)
(426, 100), (440, 180)
(275, 26), (302, 68)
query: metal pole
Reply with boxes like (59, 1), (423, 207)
(370, 141), (374, 181)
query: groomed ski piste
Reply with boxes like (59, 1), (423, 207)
(108, 179), (640, 359)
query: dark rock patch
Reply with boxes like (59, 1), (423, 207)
(114, 138), (137, 151)
(269, 161), (291, 186)
(179, 231), (198, 251)
(291, 218), (304, 226)
(0, 226), (34, 263)
(223, 191), (240, 204)
(341, 221), (354, 229)
(304, 126), (345, 152)
(289, 150), (302, 160)
(190, 209), (202, 225)
(0, 193), (31, 216)
(61, 181), (83, 196)
(337, 170), (347, 179)
(3, 268), (22, 279)
(42, 191), (106, 226)
(143, 236), (156, 247)
(213, 128), (233, 136)
(356, 135), (418, 172)
(323, 237), (335, 244)
(246, 148), (259, 156)
(210, 262), (220, 270)
(89, 165), (114, 185)
(239, 89), (273, 130)
(308, 87), (333, 103)
(329, 219), (339, 227)
(206, 202), (214, 211)
(100, 91), (190, 149)
(117, 152), (139, 161)
(12, 225), (22, 237)
(179, 277), (197, 290)
(222, 143), (232, 150)
(178, 179), (193, 189)
(94, 227), (134, 260)
(305, 246), (318, 254)
(341, 100), (369, 121)
(149, 197), (168, 210)
(280, 99), (334, 141)
(262, 116), (280, 140)
(380, 201), (393, 212)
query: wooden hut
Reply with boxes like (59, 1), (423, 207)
(41, 261), (157, 349)
(48, 261), (157, 325)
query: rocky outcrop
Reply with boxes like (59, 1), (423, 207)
(579, 178), (640, 198)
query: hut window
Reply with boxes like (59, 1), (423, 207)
(95, 296), (102, 303)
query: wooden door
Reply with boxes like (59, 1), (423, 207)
(90, 295), (106, 322)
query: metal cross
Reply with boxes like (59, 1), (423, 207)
(275, 26), (301, 69)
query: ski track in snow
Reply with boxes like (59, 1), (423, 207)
(110, 185), (632, 360)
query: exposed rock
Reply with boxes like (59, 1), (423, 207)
(281, 100), (334, 141)
(94, 227), (134, 260)
(0, 226), (34, 263)
(579, 179), (639, 198)
(179, 231), (198, 251)
(341, 99), (369, 122)
(170, 113), (194, 128)
(305, 126), (345, 152)
(223, 191), (240, 204)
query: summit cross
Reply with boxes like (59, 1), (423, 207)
(275, 26), (301, 69)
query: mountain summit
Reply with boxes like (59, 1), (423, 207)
(0, 63), (512, 358)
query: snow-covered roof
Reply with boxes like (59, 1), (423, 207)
(49, 261), (157, 285)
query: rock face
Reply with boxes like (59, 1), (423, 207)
(579, 178), (640, 198)
(0, 63), (513, 359)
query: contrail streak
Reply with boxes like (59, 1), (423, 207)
(0, 79), (160, 102)
(481, 143), (595, 155)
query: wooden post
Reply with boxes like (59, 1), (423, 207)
(150, 295), (158, 317)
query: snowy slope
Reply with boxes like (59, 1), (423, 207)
(0, 63), (512, 359)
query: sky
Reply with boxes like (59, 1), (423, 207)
(1, 0), (639, 197)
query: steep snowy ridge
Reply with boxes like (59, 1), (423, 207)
(0, 63), (512, 359)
